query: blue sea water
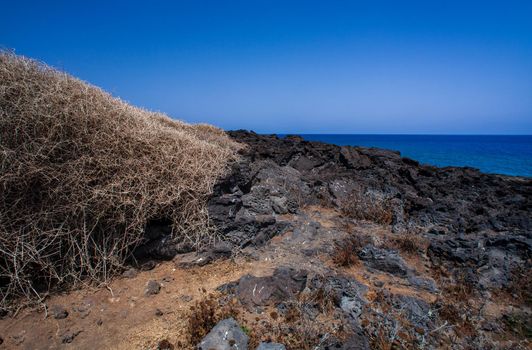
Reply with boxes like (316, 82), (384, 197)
(293, 135), (532, 177)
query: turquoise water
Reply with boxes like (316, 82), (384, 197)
(294, 135), (532, 177)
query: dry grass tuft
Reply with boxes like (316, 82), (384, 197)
(332, 232), (372, 267)
(506, 266), (532, 306)
(386, 231), (427, 255)
(186, 291), (240, 344)
(341, 191), (394, 225)
(0, 52), (240, 308)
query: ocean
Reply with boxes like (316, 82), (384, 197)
(291, 135), (532, 177)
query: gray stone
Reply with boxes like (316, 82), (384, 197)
(122, 267), (138, 278)
(408, 275), (438, 292)
(61, 330), (82, 344)
(236, 267), (307, 308)
(197, 318), (248, 350)
(144, 280), (161, 296)
(358, 245), (409, 277)
(271, 196), (289, 214)
(392, 295), (433, 329)
(51, 305), (68, 319)
(256, 342), (286, 350)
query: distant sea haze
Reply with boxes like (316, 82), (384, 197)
(283, 135), (532, 177)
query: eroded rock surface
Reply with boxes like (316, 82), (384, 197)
(197, 318), (248, 350)
(202, 131), (531, 349)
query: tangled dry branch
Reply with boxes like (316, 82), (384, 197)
(0, 52), (240, 308)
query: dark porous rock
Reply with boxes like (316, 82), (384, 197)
(133, 219), (180, 261)
(61, 330), (82, 344)
(193, 130), (532, 349)
(391, 295), (433, 329)
(221, 131), (531, 237)
(407, 275), (438, 292)
(358, 245), (409, 277)
(235, 267), (307, 308)
(256, 342), (286, 350)
(339, 146), (372, 169)
(175, 252), (213, 268)
(428, 233), (532, 289)
(373, 280), (384, 288)
(140, 260), (157, 271)
(485, 235), (532, 256)
(144, 280), (161, 296)
(211, 241), (233, 255)
(179, 294), (193, 302)
(307, 275), (368, 320)
(428, 237), (483, 264)
(51, 305), (68, 319)
(197, 318), (248, 350)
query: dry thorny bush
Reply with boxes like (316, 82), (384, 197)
(0, 52), (240, 308)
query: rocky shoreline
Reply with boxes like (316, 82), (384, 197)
(197, 131), (531, 349)
(0, 130), (530, 349)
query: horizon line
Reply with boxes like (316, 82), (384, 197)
(254, 132), (532, 136)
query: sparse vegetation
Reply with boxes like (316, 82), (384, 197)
(332, 242), (360, 267)
(186, 284), (347, 350)
(186, 291), (240, 344)
(445, 271), (476, 301)
(502, 311), (532, 339)
(506, 266), (532, 306)
(0, 52), (240, 307)
(332, 232), (372, 267)
(386, 231), (427, 255)
(341, 190), (394, 225)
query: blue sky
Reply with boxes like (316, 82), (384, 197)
(2, 0), (532, 134)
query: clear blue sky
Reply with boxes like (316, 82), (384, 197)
(2, 0), (532, 134)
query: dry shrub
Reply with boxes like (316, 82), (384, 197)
(187, 284), (347, 349)
(506, 266), (532, 306)
(332, 232), (372, 267)
(186, 294), (219, 344)
(300, 285), (339, 314)
(268, 301), (348, 349)
(361, 292), (421, 350)
(502, 311), (532, 339)
(0, 52), (240, 307)
(341, 191), (393, 225)
(435, 299), (478, 337)
(444, 271), (476, 301)
(386, 232), (427, 255)
(186, 291), (240, 344)
(436, 302), (462, 325)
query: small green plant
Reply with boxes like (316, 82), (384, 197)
(241, 325), (251, 336)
